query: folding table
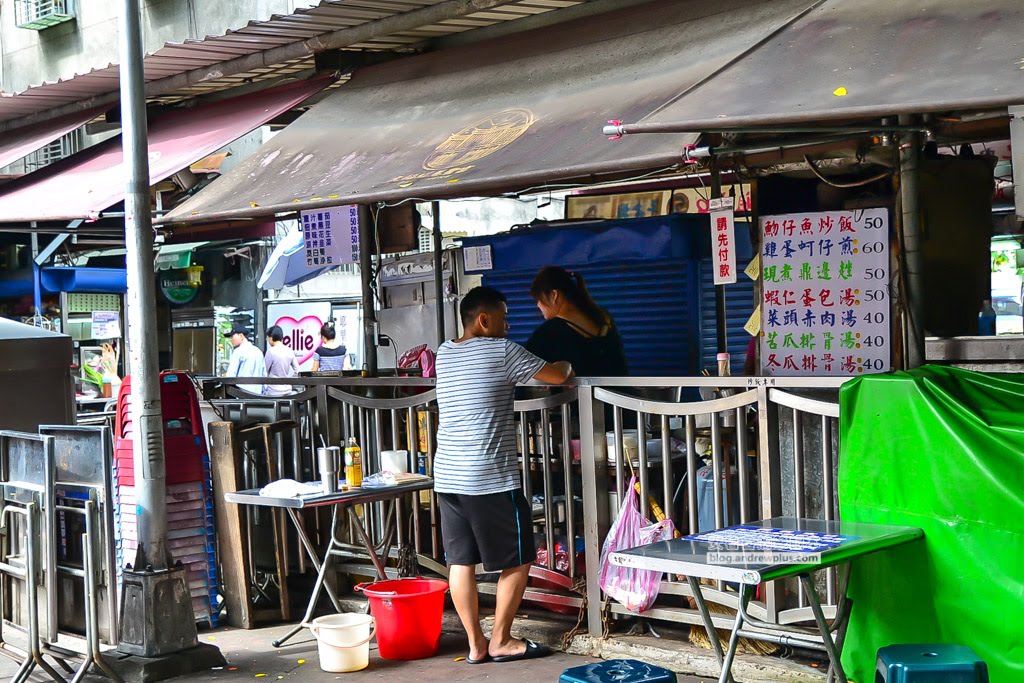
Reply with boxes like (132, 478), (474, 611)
(610, 516), (923, 683)
(225, 478), (432, 647)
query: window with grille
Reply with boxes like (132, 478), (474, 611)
(23, 130), (81, 172)
(15, 0), (76, 30)
(418, 226), (433, 253)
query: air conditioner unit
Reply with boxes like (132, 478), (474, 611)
(15, 0), (76, 30)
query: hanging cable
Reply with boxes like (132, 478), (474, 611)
(803, 155), (891, 189)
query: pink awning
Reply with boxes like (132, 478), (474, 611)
(0, 76), (331, 223)
(0, 107), (106, 170)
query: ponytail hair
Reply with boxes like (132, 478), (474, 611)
(320, 322), (337, 340)
(530, 265), (608, 328)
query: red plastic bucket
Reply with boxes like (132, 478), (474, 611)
(355, 578), (449, 660)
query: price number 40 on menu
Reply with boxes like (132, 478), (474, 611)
(758, 208), (890, 376)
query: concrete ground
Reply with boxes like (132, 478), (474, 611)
(190, 624), (707, 682)
(0, 596), (826, 682)
(0, 622), (709, 682)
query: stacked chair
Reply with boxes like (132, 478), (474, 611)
(114, 372), (219, 626)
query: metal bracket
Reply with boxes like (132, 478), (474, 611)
(33, 233), (70, 267)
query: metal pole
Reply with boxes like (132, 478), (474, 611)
(30, 231), (42, 319)
(432, 201), (445, 347)
(119, 0), (168, 570)
(898, 118), (925, 369)
(358, 204), (378, 375)
(711, 163), (728, 354)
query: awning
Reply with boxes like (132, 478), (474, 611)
(257, 227), (335, 290)
(0, 267), (127, 297)
(155, 242), (207, 271)
(0, 76), (332, 223)
(0, 107), (106, 170)
(612, 0), (1024, 133)
(162, 0), (820, 225)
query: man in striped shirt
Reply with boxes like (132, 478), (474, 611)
(435, 286), (572, 665)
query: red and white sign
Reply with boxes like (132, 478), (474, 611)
(267, 302), (331, 370)
(710, 197), (737, 285)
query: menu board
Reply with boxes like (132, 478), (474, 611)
(684, 526), (858, 553)
(300, 205), (360, 269)
(759, 209), (890, 376)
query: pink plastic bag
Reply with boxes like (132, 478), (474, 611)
(598, 476), (676, 613)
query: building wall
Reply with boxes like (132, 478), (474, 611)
(0, 0), (321, 93)
(0, 1), (320, 174)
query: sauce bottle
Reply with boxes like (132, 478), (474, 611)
(344, 437), (363, 488)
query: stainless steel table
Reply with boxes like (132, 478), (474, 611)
(226, 478), (432, 647)
(610, 517), (923, 683)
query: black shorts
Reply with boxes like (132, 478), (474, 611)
(438, 489), (536, 572)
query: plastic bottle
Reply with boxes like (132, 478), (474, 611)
(978, 300), (997, 336)
(344, 437), (363, 488)
(717, 352), (731, 377)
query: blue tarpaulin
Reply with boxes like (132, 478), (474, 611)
(0, 267), (127, 298)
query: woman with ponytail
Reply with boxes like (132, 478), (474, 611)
(525, 266), (627, 377)
(311, 322), (349, 372)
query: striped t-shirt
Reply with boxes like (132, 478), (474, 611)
(434, 337), (546, 495)
(313, 345), (347, 371)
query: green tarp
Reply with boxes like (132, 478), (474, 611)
(838, 366), (1024, 683)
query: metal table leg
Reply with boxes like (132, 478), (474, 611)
(687, 576), (726, 667)
(715, 584), (750, 683)
(348, 506), (388, 580)
(799, 574), (849, 683)
(286, 509), (343, 611)
(272, 508), (343, 649)
(272, 494), (409, 649)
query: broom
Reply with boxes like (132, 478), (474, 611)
(626, 442), (776, 655)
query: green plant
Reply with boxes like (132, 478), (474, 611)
(82, 363), (104, 390)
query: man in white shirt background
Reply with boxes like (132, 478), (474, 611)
(224, 325), (266, 394)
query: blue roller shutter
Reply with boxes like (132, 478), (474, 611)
(697, 259), (756, 375)
(483, 259), (699, 376)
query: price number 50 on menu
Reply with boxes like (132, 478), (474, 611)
(759, 208), (890, 376)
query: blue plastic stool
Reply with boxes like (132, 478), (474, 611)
(876, 644), (988, 682)
(560, 659), (677, 683)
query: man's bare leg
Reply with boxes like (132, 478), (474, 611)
(449, 564), (489, 661)
(488, 563), (531, 658)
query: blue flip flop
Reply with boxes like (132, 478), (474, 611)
(491, 640), (551, 663)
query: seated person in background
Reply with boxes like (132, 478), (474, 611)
(525, 265), (627, 377)
(311, 323), (347, 372)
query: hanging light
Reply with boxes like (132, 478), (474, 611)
(185, 264), (204, 287)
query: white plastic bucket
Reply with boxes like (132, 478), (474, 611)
(308, 613), (376, 673)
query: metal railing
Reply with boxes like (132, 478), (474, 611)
(576, 377), (844, 637)
(14, 0), (75, 30)
(207, 375), (845, 636)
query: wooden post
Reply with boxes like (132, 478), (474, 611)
(208, 421), (255, 629)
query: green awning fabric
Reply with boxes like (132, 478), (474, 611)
(154, 242), (207, 271)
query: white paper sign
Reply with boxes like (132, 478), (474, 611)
(759, 208), (890, 376)
(300, 205), (359, 269)
(91, 310), (121, 339)
(464, 245), (493, 271)
(710, 199), (737, 285)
